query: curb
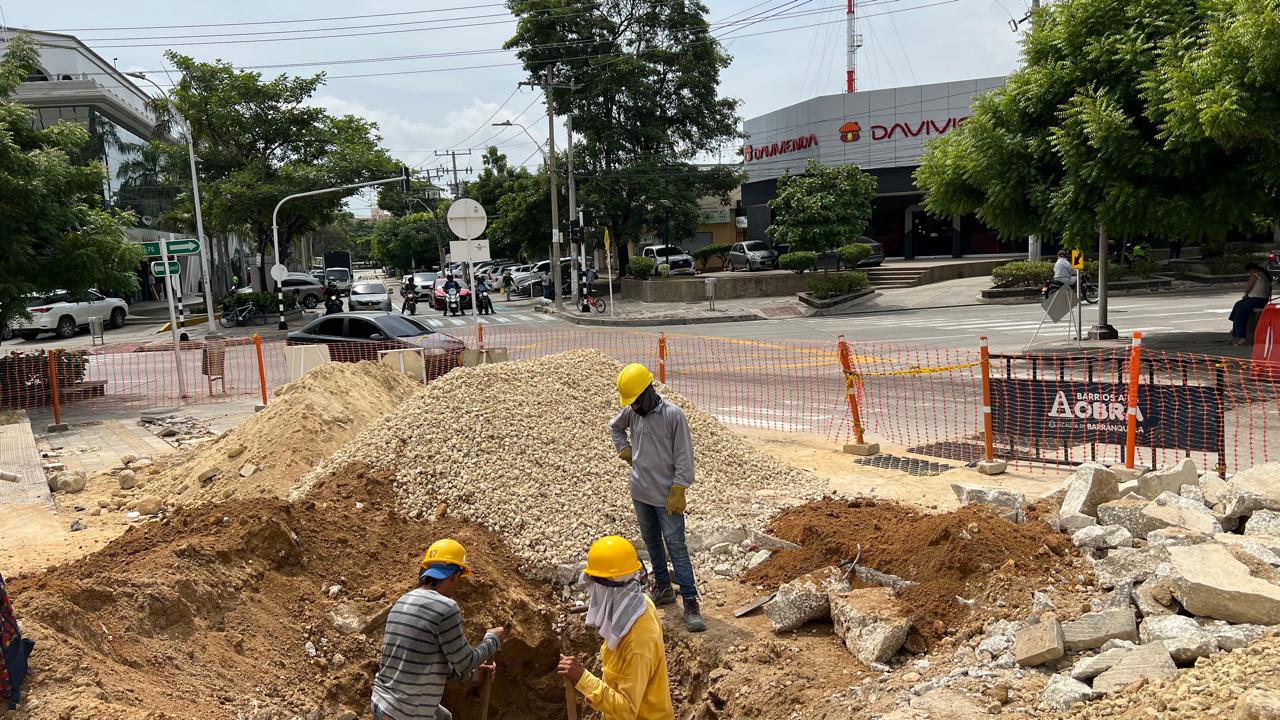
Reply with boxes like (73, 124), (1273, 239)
(548, 310), (763, 327)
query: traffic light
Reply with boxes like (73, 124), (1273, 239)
(400, 165), (411, 193)
(569, 220), (583, 245)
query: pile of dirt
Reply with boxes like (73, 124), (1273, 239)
(744, 497), (1077, 646)
(298, 349), (825, 571)
(117, 361), (421, 506)
(9, 469), (575, 720)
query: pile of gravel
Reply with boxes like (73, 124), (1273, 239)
(297, 349), (823, 573)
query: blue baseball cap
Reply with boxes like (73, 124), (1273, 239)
(421, 563), (463, 581)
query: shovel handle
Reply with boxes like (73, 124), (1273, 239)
(479, 669), (495, 720)
(564, 677), (578, 720)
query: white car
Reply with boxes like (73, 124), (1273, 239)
(12, 290), (129, 340)
(642, 245), (696, 275)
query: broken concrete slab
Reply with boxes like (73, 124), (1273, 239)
(1180, 484), (1206, 506)
(1096, 497), (1149, 538)
(1199, 473), (1229, 507)
(1224, 539), (1280, 568)
(1137, 458), (1198, 500)
(1059, 513), (1098, 532)
(1071, 524), (1133, 551)
(1140, 491), (1223, 536)
(1091, 641), (1177, 694)
(1042, 674), (1098, 712)
(1199, 621), (1266, 651)
(763, 566), (851, 632)
(1232, 690), (1280, 720)
(1245, 509), (1280, 536)
(1069, 648), (1133, 682)
(829, 588), (914, 666)
(951, 483), (1024, 520)
(1061, 608), (1138, 651)
(1091, 545), (1170, 589)
(1167, 543), (1280, 625)
(1218, 532), (1280, 557)
(1146, 527), (1211, 547)
(1059, 463), (1121, 519)
(1132, 579), (1179, 618)
(1012, 618), (1065, 667)
(1221, 462), (1280, 520)
(1139, 615), (1219, 664)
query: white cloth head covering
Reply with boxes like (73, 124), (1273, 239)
(584, 571), (648, 651)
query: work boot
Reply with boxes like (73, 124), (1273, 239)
(683, 597), (707, 633)
(650, 584), (676, 607)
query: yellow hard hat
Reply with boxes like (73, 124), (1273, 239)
(617, 363), (654, 406)
(583, 536), (643, 578)
(421, 538), (472, 577)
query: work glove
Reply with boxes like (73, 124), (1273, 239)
(666, 485), (686, 516)
(618, 447), (633, 465)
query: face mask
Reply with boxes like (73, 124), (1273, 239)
(632, 385), (661, 416)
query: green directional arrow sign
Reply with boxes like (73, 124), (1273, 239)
(150, 260), (180, 277)
(140, 238), (201, 256)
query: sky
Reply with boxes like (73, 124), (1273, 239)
(9, 0), (1028, 215)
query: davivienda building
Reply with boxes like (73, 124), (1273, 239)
(740, 76), (1024, 259)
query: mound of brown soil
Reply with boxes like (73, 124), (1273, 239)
(123, 361), (421, 506)
(10, 467), (575, 720)
(744, 498), (1077, 646)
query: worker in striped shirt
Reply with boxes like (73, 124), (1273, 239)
(372, 538), (504, 720)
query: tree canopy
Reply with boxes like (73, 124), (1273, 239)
(371, 209), (445, 273)
(915, 0), (1280, 246)
(164, 53), (396, 288)
(0, 33), (142, 333)
(766, 161), (878, 252)
(505, 0), (741, 243)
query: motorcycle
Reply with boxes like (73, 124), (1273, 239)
(1041, 271), (1099, 305)
(323, 293), (343, 315)
(445, 288), (463, 316)
(402, 288), (418, 315)
(476, 288), (493, 315)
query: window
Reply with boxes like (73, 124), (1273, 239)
(744, 241), (769, 251)
(282, 279), (310, 288)
(347, 318), (381, 339)
(352, 283), (386, 295)
(314, 318), (345, 336)
(378, 315), (433, 338)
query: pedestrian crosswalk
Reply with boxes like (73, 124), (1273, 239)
(408, 311), (559, 328)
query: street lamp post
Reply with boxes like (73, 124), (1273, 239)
(127, 72), (216, 332)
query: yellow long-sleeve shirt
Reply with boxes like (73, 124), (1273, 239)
(574, 598), (674, 720)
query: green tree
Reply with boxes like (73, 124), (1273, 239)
(308, 213), (379, 262)
(114, 140), (182, 224)
(505, 0), (742, 244)
(766, 161), (877, 253)
(164, 53), (397, 289)
(0, 33), (142, 336)
(371, 212), (441, 273)
(915, 0), (1280, 252)
(488, 165), (568, 260)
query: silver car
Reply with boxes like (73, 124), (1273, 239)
(728, 240), (779, 271)
(348, 282), (393, 311)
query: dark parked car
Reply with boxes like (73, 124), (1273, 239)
(430, 277), (473, 312)
(815, 237), (886, 270)
(286, 312), (464, 374)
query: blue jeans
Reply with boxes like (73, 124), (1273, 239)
(1230, 297), (1268, 338)
(633, 500), (698, 601)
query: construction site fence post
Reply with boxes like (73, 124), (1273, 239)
(477, 323), (485, 351)
(254, 334), (269, 407)
(1125, 332), (1143, 469)
(657, 332), (667, 384)
(47, 349), (63, 428)
(836, 335), (867, 446)
(980, 336), (994, 462)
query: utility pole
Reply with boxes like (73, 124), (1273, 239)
(435, 150), (473, 198)
(566, 103), (580, 304)
(520, 76), (564, 310)
(1025, 0), (1041, 261)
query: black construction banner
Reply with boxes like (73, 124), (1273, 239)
(990, 379), (1222, 452)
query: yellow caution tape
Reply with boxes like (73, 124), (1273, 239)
(847, 361), (980, 379)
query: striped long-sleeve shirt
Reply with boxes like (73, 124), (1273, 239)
(371, 587), (501, 720)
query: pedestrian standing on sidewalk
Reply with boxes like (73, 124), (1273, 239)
(1229, 263), (1273, 345)
(609, 363), (705, 633)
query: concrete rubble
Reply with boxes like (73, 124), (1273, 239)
(1012, 618), (1065, 666)
(829, 588), (913, 666)
(1090, 545), (1169, 588)
(950, 483), (1025, 522)
(1042, 674), (1098, 712)
(1167, 544), (1280, 625)
(1139, 491), (1223, 536)
(1059, 463), (1121, 523)
(1060, 608), (1138, 651)
(1071, 524), (1133, 551)
(1136, 458), (1198, 499)
(1095, 496), (1149, 538)
(763, 566), (851, 632)
(1245, 509), (1280, 536)
(1221, 462), (1280, 520)
(1138, 615), (1218, 664)
(1090, 641), (1177, 693)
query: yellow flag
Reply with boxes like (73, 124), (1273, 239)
(604, 228), (611, 252)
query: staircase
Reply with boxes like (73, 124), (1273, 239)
(864, 266), (931, 289)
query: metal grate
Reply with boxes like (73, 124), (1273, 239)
(853, 453), (954, 477)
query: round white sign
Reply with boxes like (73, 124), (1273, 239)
(447, 198), (488, 240)
(270, 263), (289, 283)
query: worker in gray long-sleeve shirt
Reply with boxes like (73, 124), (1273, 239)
(610, 362), (705, 633)
(372, 538), (504, 720)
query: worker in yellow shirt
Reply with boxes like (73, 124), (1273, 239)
(557, 536), (674, 720)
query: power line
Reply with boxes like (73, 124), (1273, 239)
(445, 87), (520, 150)
(52, 3), (512, 31)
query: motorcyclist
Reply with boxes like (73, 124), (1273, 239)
(402, 277), (418, 316)
(443, 275), (461, 293)
(324, 281), (343, 315)
(474, 276), (491, 314)
(1043, 250), (1077, 299)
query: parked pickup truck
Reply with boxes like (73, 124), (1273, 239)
(641, 245), (696, 276)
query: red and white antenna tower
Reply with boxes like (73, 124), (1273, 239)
(846, 0), (864, 93)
